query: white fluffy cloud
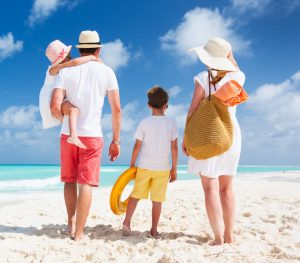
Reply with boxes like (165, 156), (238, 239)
(28, 0), (61, 26)
(230, 0), (272, 13)
(168, 86), (182, 98)
(0, 33), (23, 61)
(160, 7), (250, 65)
(27, 0), (82, 26)
(0, 105), (60, 163)
(239, 71), (300, 165)
(101, 39), (130, 71)
(0, 105), (39, 129)
(229, 0), (300, 15)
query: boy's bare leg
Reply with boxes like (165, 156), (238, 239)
(64, 182), (77, 236)
(123, 197), (139, 235)
(151, 201), (162, 237)
(73, 184), (92, 241)
(61, 101), (86, 149)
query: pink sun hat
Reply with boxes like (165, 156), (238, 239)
(45, 40), (72, 66)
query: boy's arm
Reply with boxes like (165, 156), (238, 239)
(130, 140), (142, 167)
(170, 139), (178, 182)
(49, 55), (99, 76)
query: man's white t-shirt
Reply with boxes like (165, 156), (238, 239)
(134, 116), (178, 171)
(54, 61), (119, 137)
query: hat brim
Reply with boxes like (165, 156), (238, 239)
(75, 44), (103, 48)
(190, 46), (238, 72)
(52, 45), (72, 67)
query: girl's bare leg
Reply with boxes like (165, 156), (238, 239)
(61, 101), (86, 149)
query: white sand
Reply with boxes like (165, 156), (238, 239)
(0, 172), (300, 263)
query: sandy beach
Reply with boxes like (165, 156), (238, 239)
(0, 172), (300, 263)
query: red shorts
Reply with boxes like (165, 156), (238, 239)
(60, 135), (104, 186)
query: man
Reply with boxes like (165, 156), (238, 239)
(50, 30), (121, 241)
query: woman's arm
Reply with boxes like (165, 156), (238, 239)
(182, 81), (205, 156)
(170, 139), (178, 182)
(187, 81), (205, 116)
(49, 55), (99, 76)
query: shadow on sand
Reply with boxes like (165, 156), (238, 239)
(0, 223), (209, 245)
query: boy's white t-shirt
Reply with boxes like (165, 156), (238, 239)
(54, 61), (119, 137)
(134, 116), (178, 171)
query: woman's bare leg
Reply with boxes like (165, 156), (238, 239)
(201, 176), (224, 245)
(61, 101), (86, 149)
(219, 175), (235, 243)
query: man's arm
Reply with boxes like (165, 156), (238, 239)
(107, 89), (121, 161)
(50, 88), (65, 122)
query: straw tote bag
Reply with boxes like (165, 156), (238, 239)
(184, 72), (233, 160)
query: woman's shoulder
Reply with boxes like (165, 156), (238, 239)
(194, 71), (208, 87)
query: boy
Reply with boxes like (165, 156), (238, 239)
(123, 86), (178, 238)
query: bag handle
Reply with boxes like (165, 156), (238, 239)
(208, 70), (216, 100)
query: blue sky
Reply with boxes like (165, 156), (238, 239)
(0, 0), (299, 165)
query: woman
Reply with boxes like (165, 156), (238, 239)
(182, 37), (245, 245)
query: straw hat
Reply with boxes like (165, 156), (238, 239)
(45, 40), (72, 66)
(76, 30), (103, 48)
(190, 37), (238, 72)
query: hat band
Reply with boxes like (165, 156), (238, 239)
(78, 42), (101, 45)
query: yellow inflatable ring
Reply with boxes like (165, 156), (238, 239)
(110, 167), (137, 215)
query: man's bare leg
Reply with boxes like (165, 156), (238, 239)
(73, 183), (93, 241)
(64, 182), (77, 235)
(61, 101), (86, 149)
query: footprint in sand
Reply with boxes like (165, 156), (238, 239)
(270, 247), (290, 260)
(243, 212), (252, 217)
(281, 215), (298, 224)
(261, 217), (276, 224)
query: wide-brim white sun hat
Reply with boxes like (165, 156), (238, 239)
(45, 40), (72, 67)
(190, 37), (238, 72)
(76, 30), (103, 48)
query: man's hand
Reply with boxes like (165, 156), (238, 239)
(169, 168), (177, 183)
(109, 142), (120, 162)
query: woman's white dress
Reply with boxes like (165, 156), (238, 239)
(188, 70), (246, 178)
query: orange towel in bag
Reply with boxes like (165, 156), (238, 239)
(214, 80), (249, 106)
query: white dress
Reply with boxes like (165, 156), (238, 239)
(188, 70), (246, 178)
(39, 67), (61, 129)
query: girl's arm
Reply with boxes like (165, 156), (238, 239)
(130, 140), (142, 167)
(49, 55), (99, 76)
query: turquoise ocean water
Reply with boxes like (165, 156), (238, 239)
(0, 165), (299, 193)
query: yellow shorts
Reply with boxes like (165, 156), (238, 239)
(130, 168), (170, 202)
